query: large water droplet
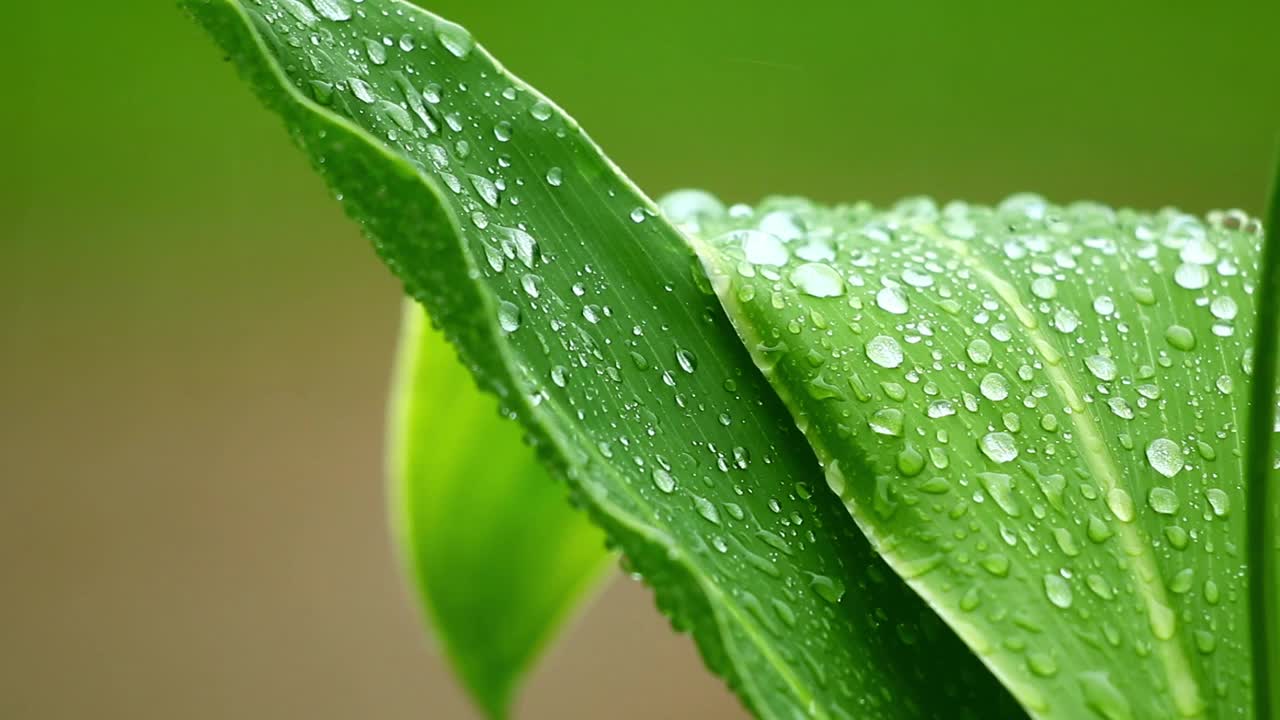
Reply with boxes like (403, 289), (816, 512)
(738, 230), (789, 266)
(979, 373), (1009, 402)
(979, 472), (1020, 516)
(875, 286), (908, 314)
(1147, 487), (1179, 515)
(311, 0), (351, 21)
(1044, 573), (1073, 609)
(435, 19), (475, 58)
(791, 263), (845, 298)
(651, 468), (676, 493)
(1146, 438), (1184, 478)
(1085, 355), (1117, 382)
(865, 335), (904, 369)
(967, 338), (993, 365)
(979, 432), (1018, 464)
(497, 301), (521, 333)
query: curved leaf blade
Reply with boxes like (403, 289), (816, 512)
(182, 1), (1020, 717)
(695, 195), (1265, 718)
(388, 302), (612, 719)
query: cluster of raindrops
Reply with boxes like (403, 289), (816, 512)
(688, 189), (1264, 718)
(234, 4), (1035, 714)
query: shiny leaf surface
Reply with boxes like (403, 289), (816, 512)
(693, 194), (1270, 719)
(183, 1), (1018, 717)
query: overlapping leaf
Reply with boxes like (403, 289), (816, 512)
(692, 194), (1270, 718)
(182, 1), (1020, 717)
(388, 303), (612, 718)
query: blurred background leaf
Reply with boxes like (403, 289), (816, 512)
(2, 1), (1276, 718)
(389, 305), (612, 720)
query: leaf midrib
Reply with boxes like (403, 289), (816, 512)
(920, 222), (1206, 718)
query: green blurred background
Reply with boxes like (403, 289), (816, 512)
(3, 1), (1277, 718)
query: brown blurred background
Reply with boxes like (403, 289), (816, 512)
(3, 1), (1277, 718)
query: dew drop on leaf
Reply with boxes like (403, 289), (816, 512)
(738, 230), (789, 266)
(1043, 574), (1073, 609)
(675, 348), (698, 373)
(1145, 438), (1184, 478)
(651, 468), (675, 494)
(1084, 355), (1117, 382)
(875, 286), (908, 313)
(435, 19), (474, 58)
(865, 335), (904, 369)
(310, 0), (351, 22)
(979, 373), (1009, 401)
(978, 432), (1018, 464)
(791, 263), (845, 298)
(1105, 488), (1135, 523)
(1164, 324), (1196, 351)
(497, 301), (521, 333)
(1173, 262), (1209, 290)
(967, 338), (993, 365)
(1147, 487), (1179, 515)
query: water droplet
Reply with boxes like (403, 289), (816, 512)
(979, 472), (1020, 516)
(1146, 438), (1183, 478)
(738, 230), (789, 266)
(1105, 488), (1135, 522)
(1044, 573), (1073, 609)
(1085, 355), (1117, 382)
(809, 574), (846, 604)
(1169, 567), (1194, 594)
(979, 432), (1018, 464)
(348, 77), (376, 104)
(497, 301), (521, 333)
(435, 19), (474, 58)
(1030, 277), (1057, 299)
(866, 335), (904, 369)
(967, 338), (993, 365)
(979, 373), (1009, 402)
(1053, 308), (1080, 333)
(1164, 324), (1196, 351)
(869, 408), (904, 437)
(1174, 262), (1209, 290)
(1078, 671), (1132, 720)
(364, 38), (387, 65)
(675, 348), (698, 373)
(875, 286), (908, 314)
(657, 189), (726, 224)
(693, 495), (720, 524)
(1205, 488), (1230, 517)
(310, 0), (351, 22)
(980, 554), (1010, 577)
(469, 174), (500, 208)
(1086, 574), (1114, 599)
(651, 468), (676, 493)
(1028, 653), (1058, 677)
(545, 166), (563, 186)
(530, 100), (554, 121)
(1210, 296), (1238, 320)
(1164, 525), (1189, 549)
(1147, 487), (1179, 514)
(550, 365), (568, 388)
(791, 263), (845, 298)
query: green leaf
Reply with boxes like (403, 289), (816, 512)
(388, 302), (611, 719)
(1246, 150), (1280, 720)
(182, 0), (1019, 717)
(694, 194), (1267, 718)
